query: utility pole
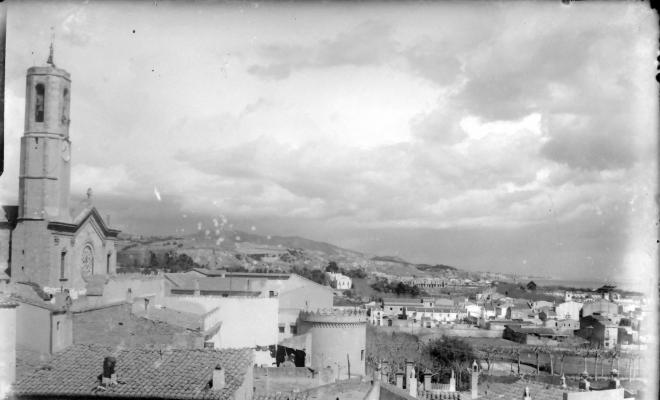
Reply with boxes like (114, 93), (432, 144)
(347, 354), (351, 379)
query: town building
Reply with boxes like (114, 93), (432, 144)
(582, 299), (621, 318)
(506, 305), (537, 321)
(382, 297), (432, 317)
(326, 272), (352, 290)
(503, 324), (569, 345)
(410, 307), (461, 325)
(555, 300), (583, 320)
(182, 268), (333, 342)
(368, 307), (385, 326)
(577, 315), (620, 349)
(531, 300), (554, 311)
(399, 277), (445, 288)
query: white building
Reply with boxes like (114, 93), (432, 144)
(369, 308), (385, 326)
(327, 272), (352, 290)
(411, 307), (460, 324)
(555, 301), (583, 320)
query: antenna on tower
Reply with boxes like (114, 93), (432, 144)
(47, 26), (55, 67)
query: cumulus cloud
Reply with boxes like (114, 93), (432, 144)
(403, 39), (463, 86)
(540, 114), (637, 171)
(248, 20), (399, 80)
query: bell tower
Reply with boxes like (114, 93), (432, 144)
(18, 43), (72, 222)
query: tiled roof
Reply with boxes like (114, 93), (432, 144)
(166, 274), (264, 294)
(383, 298), (424, 305)
(505, 324), (558, 336)
(193, 268), (292, 280)
(11, 294), (65, 312)
(411, 307), (462, 313)
(13, 344), (253, 400)
(133, 307), (204, 331)
(0, 295), (18, 308)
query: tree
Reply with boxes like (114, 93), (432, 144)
(541, 346), (554, 376)
(559, 350), (568, 376)
(325, 261), (339, 273)
(149, 251), (159, 268)
(534, 347), (540, 375)
(426, 336), (475, 390)
(480, 346), (499, 375)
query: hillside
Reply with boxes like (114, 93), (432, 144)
(116, 229), (462, 280)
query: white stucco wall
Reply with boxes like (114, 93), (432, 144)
(160, 295), (279, 349)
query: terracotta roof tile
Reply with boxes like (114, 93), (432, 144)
(14, 344), (253, 400)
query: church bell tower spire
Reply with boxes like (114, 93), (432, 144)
(47, 26), (55, 67)
(18, 42), (72, 221)
(47, 41), (55, 67)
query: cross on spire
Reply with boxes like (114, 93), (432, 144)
(47, 27), (55, 67)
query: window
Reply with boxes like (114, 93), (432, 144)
(60, 251), (66, 279)
(278, 325), (285, 333)
(61, 88), (69, 125)
(81, 245), (94, 276)
(35, 84), (45, 122)
(290, 324), (297, 335)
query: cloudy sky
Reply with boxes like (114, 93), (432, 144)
(2, 1), (657, 283)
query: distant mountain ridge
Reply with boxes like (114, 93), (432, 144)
(117, 229), (460, 278)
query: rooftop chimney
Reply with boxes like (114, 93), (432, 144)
(212, 365), (225, 390)
(101, 356), (117, 386)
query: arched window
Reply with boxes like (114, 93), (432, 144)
(61, 88), (69, 125)
(81, 245), (94, 277)
(35, 84), (45, 122)
(60, 250), (67, 279)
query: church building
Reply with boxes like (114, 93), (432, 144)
(0, 46), (120, 297)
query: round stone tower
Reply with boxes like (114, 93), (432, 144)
(19, 44), (72, 222)
(299, 308), (367, 379)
